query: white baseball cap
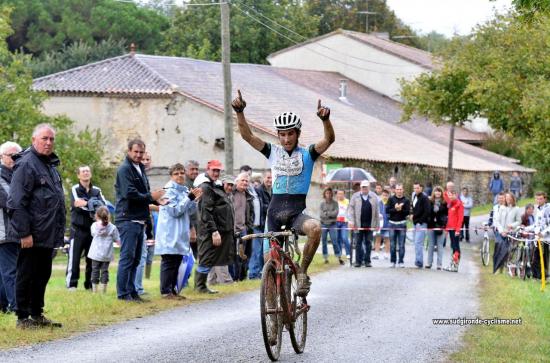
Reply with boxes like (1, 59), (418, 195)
(360, 180), (369, 187)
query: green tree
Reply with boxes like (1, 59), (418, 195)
(28, 37), (126, 78)
(304, 0), (423, 48)
(0, 7), (111, 197)
(401, 12), (550, 189)
(161, 0), (319, 64)
(1, 0), (169, 55)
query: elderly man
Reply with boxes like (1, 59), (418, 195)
(231, 172), (254, 281)
(348, 180), (379, 267)
(0, 141), (22, 314)
(67, 165), (106, 291)
(114, 139), (166, 302)
(195, 160), (234, 293)
(8, 124), (65, 328)
(249, 170), (272, 279)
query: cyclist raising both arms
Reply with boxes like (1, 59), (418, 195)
(232, 90), (335, 297)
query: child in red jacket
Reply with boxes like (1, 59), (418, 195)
(445, 191), (464, 272)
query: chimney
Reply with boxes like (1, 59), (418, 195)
(130, 43), (136, 55)
(338, 79), (352, 105)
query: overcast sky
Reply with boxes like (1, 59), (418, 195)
(385, 0), (513, 37)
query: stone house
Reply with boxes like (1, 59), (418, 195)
(33, 53), (533, 216)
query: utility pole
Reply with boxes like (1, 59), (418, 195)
(447, 124), (455, 181)
(358, 1), (377, 33)
(221, 1), (233, 175)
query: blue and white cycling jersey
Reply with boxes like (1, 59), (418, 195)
(261, 143), (320, 195)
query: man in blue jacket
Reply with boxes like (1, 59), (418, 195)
(114, 139), (166, 302)
(8, 124), (65, 329)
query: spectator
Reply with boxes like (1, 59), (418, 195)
(207, 175), (235, 286)
(445, 191), (464, 272)
(250, 173), (262, 189)
(488, 171), (504, 204)
(521, 203), (535, 227)
(239, 165), (263, 280)
(509, 171), (523, 200)
(185, 160), (200, 258)
(155, 163), (201, 299)
(231, 172), (254, 281)
(373, 189), (390, 260)
(0, 141), (22, 314)
(320, 187), (342, 264)
(67, 165), (106, 291)
(426, 186), (448, 270)
(195, 160), (234, 294)
(374, 184), (383, 198)
(8, 124), (65, 328)
(335, 190), (351, 259)
(135, 152), (156, 295)
(387, 184), (410, 268)
(114, 139), (166, 302)
(389, 176), (397, 190)
(348, 181), (379, 268)
(424, 181), (433, 197)
(491, 192), (507, 271)
(459, 187), (473, 243)
(411, 183), (431, 268)
(531, 192), (549, 279)
(88, 206), (120, 293)
(250, 170), (272, 279)
(446, 181), (455, 195)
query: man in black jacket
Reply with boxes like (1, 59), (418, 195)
(0, 141), (22, 314)
(114, 139), (166, 302)
(8, 124), (65, 329)
(66, 165), (106, 290)
(387, 184), (410, 268)
(411, 183), (431, 268)
(195, 160), (235, 294)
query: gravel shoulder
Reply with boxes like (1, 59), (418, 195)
(0, 225), (485, 363)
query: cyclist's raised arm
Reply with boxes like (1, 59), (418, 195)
(232, 90), (266, 152)
(313, 99), (335, 155)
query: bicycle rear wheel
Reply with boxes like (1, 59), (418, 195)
(481, 237), (490, 266)
(260, 261), (283, 361)
(283, 265), (308, 354)
(517, 247), (526, 279)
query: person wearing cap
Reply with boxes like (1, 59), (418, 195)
(194, 160), (235, 294)
(348, 181), (379, 267)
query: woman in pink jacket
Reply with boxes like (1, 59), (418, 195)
(445, 191), (464, 272)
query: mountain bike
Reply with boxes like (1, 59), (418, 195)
(475, 222), (491, 266)
(242, 229), (309, 362)
(508, 228), (536, 280)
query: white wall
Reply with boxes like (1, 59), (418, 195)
(41, 94), (326, 217)
(268, 34), (429, 100)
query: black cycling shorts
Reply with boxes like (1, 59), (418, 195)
(267, 194), (315, 236)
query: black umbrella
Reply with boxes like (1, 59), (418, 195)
(492, 237), (510, 273)
(325, 167), (376, 183)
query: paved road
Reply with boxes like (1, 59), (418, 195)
(1, 222), (486, 363)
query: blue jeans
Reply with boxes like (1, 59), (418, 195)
(414, 223), (427, 267)
(354, 230), (373, 265)
(248, 227), (264, 279)
(336, 221), (351, 256)
(117, 221), (144, 298)
(134, 234), (147, 295)
(427, 230), (445, 268)
(0, 242), (18, 311)
(389, 224), (406, 264)
(321, 223), (340, 258)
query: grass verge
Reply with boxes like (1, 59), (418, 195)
(0, 253), (340, 349)
(451, 242), (550, 362)
(471, 197), (534, 217)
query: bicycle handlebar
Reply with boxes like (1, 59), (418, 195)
(242, 231), (295, 241)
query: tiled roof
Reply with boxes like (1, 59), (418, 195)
(32, 54), (532, 172)
(33, 54), (174, 95)
(267, 29), (434, 70)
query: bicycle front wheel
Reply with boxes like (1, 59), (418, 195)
(284, 266), (308, 354)
(481, 237), (490, 266)
(260, 261), (283, 361)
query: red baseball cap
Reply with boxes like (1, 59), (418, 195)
(207, 159), (223, 170)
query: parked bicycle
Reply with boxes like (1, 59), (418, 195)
(242, 229), (309, 362)
(507, 228), (537, 279)
(475, 222), (492, 266)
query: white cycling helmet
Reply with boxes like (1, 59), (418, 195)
(273, 112), (302, 131)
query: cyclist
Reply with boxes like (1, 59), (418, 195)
(232, 90), (335, 297)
